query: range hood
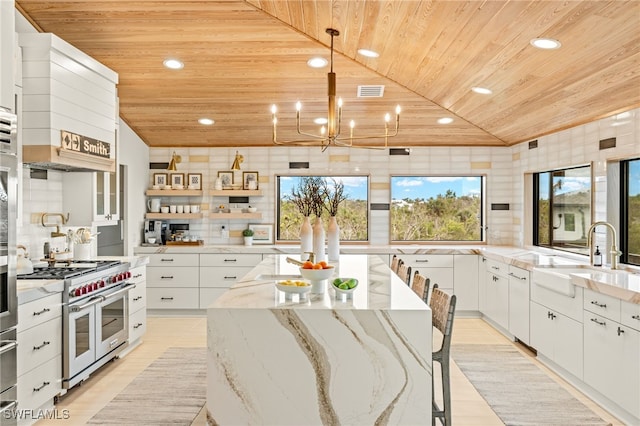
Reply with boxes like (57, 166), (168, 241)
(23, 146), (115, 173)
(19, 33), (119, 173)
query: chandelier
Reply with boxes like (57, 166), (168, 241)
(271, 28), (401, 151)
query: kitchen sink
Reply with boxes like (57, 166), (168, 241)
(531, 267), (592, 297)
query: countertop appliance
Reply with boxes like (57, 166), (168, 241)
(0, 108), (18, 426)
(17, 260), (134, 390)
(144, 220), (166, 245)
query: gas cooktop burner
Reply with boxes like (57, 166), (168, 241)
(17, 260), (122, 280)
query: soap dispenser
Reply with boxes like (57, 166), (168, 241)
(593, 246), (602, 267)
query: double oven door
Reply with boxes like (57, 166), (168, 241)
(65, 283), (132, 388)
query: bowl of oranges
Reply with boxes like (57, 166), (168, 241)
(299, 260), (335, 282)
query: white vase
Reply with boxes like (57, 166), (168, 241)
(299, 216), (313, 260)
(244, 236), (253, 246)
(312, 217), (326, 263)
(327, 216), (340, 261)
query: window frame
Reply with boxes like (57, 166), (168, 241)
(275, 174), (370, 243)
(533, 164), (592, 255)
(389, 175), (486, 244)
(620, 157), (640, 266)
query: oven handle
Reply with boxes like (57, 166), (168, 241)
(69, 296), (105, 312)
(102, 283), (136, 302)
(0, 340), (18, 355)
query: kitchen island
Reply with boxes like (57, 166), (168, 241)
(206, 254), (432, 425)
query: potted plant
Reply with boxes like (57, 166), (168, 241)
(242, 228), (254, 246)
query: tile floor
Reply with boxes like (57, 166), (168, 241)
(36, 317), (622, 426)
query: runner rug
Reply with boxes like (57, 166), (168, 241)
(87, 347), (207, 425)
(452, 344), (609, 426)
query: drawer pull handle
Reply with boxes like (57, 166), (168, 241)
(33, 341), (50, 351)
(33, 308), (50, 316)
(133, 322), (143, 329)
(133, 296), (143, 302)
(590, 317), (606, 326)
(224, 259), (237, 262)
(547, 311), (556, 320)
(590, 301), (607, 308)
(133, 274), (143, 278)
(632, 315), (640, 320)
(491, 266), (500, 270)
(161, 276), (174, 279)
(160, 258), (174, 262)
(224, 276), (237, 279)
(617, 326), (625, 336)
(33, 381), (50, 392)
(415, 259), (429, 263)
(160, 297), (174, 301)
(508, 273), (527, 281)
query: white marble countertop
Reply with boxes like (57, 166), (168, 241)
(212, 254), (428, 311)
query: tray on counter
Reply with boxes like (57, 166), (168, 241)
(166, 240), (204, 246)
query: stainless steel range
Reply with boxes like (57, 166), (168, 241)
(17, 260), (134, 389)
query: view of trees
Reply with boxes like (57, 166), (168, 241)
(279, 199), (368, 241)
(390, 190), (481, 241)
(628, 193), (640, 264)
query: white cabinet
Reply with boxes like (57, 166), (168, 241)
(530, 279), (583, 380)
(127, 265), (147, 348)
(146, 253), (199, 310)
(17, 293), (63, 423)
(508, 265), (530, 344)
(63, 170), (119, 226)
(583, 291), (639, 420)
(453, 255), (478, 311)
(199, 253), (262, 308)
(530, 301), (583, 379)
(0, 0), (15, 110)
(483, 259), (509, 331)
(399, 254), (454, 291)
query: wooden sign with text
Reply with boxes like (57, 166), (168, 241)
(60, 130), (111, 159)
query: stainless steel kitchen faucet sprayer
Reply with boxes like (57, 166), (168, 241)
(587, 221), (622, 269)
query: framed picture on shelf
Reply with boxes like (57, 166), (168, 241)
(170, 173), (185, 187)
(187, 173), (202, 190)
(242, 171), (259, 190)
(217, 171), (234, 188)
(153, 173), (168, 187)
(248, 224), (273, 244)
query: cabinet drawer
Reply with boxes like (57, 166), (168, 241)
(129, 282), (146, 312)
(18, 293), (62, 332)
(400, 254), (453, 268)
(129, 265), (147, 284)
(508, 265), (529, 282)
(200, 267), (253, 288)
(583, 289), (621, 322)
(485, 259), (509, 278)
(148, 253), (199, 267)
(18, 355), (62, 412)
(418, 268), (453, 290)
(147, 287), (199, 309)
(531, 280), (583, 322)
(621, 301), (640, 331)
(129, 307), (147, 343)
(200, 253), (262, 268)
(17, 317), (62, 377)
(147, 267), (199, 287)
(200, 288), (230, 309)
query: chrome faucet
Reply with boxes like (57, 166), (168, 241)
(587, 221), (622, 269)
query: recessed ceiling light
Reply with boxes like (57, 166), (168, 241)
(314, 117), (328, 125)
(198, 118), (214, 125)
(307, 57), (328, 68)
(530, 38), (561, 50)
(357, 48), (379, 58)
(437, 117), (454, 124)
(163, 58), (184, 69)
(471, 86), (493, 95)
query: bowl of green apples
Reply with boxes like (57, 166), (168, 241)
(331, 277), (358, 295)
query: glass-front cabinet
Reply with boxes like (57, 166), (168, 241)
(63, 167), (120, 226)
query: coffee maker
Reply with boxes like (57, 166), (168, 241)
(144, 220), (166, 245)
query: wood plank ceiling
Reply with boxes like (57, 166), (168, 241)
(15, 0), (640, 149)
